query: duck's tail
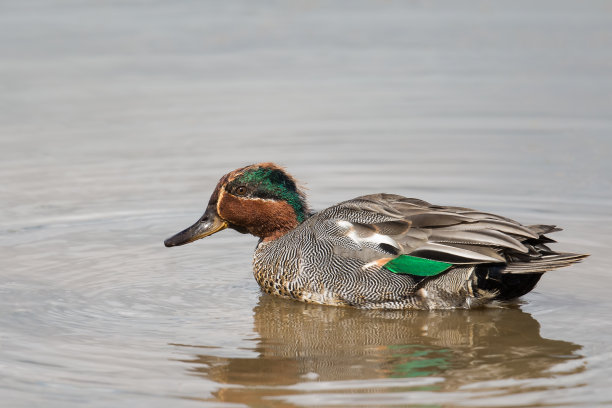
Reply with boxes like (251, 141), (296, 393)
(502, 252), (589, 274)
(474, 251), (588, 301)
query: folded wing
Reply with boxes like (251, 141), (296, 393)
(316, 193), (560, 272)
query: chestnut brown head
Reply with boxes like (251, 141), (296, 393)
(164, 163), (309, 246)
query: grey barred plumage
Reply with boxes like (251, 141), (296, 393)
(250, 193), (554, 309)
(165, 163), (588, 310)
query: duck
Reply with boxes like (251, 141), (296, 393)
(164, 162), (587, 310)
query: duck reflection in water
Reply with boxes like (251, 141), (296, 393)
(174, 296), (583, 406)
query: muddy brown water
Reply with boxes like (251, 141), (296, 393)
(2, 1), (612, 407)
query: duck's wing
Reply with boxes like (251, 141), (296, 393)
(314, 193), (558, 277)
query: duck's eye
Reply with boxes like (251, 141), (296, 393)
(235, 186), (247, 196)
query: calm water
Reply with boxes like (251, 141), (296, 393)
(2, 1), (612, 407)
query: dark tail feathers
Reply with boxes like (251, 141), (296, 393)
(475, 252), (588, 301)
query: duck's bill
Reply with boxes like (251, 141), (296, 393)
(164, 209), (228, 247)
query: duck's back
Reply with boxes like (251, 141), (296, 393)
(253, 194), (587, 309)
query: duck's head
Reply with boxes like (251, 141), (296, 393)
(164, 163), (309, 246)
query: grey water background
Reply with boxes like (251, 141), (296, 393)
(2, 1), (612, 407)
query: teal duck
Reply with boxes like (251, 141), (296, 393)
(165, 163), (587, 309)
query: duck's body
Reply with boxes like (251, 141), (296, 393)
(165, 163), (587, 310)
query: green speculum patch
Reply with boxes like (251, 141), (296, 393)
(238, 167), (307, 223)
(383, 255), (452, 277)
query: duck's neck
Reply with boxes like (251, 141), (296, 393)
(254, 190), (309, 242)
(257, 199), (309, 242)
